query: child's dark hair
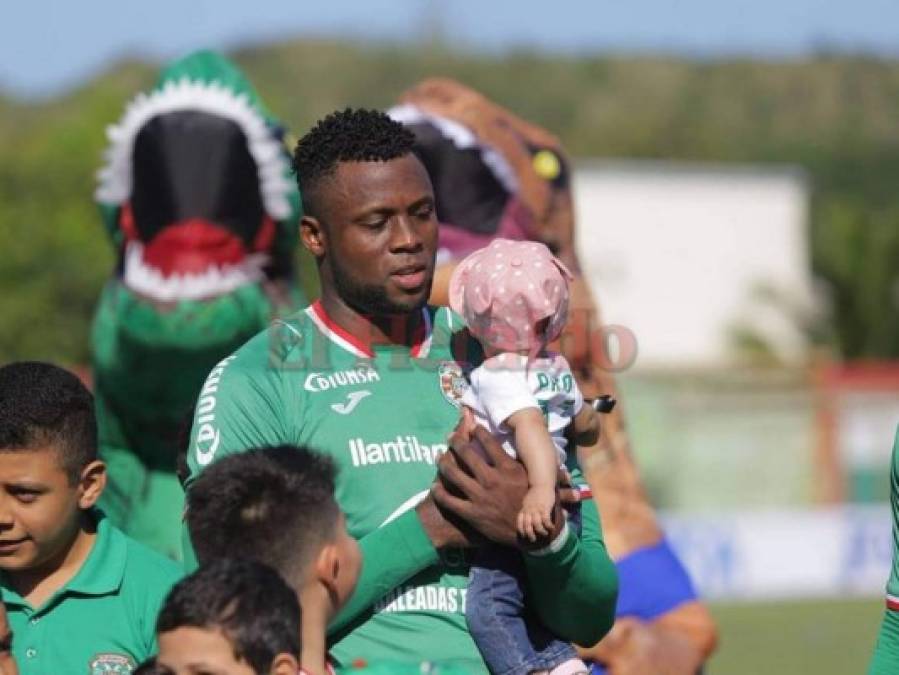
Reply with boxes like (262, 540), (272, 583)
(292, 108), (416, 219)
(156, 558), (300, 674)
(0, 361), (97, 483)
(187, 445), (339, 588)
(133, 658), (163, 675)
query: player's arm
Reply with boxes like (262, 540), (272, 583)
(331, 407), (506, 634)
(868, 426), (899, 674)
(870, 611), (899, 675)
(524, 489), (618, 647)
(329, 507), (442, 634)
(332, 468), (521, 635)
(332, 418), (569, 635)
(433, 424), (618, 647)
(333, 410), (619, 643)
(515, 364), (617, 645)
(506, 408), (561, 540)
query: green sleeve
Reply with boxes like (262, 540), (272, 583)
(523, 498), (619, 646)
(181, 521), (199, 572)
(329, 509), (439, 634)
(182, 338), (290, 564)
(887, 428), (899, 602)
(869, 427), (899, 673)
(869, 610), (899, 674)
(184, 342), (289, 490)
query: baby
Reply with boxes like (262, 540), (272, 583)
(449, 239), (600, 675)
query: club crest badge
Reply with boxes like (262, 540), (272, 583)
(438, 361), (469, 408)
(89, 653), (135, 674)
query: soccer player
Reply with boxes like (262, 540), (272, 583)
(869, 426), (899, 673)
(0, 362), (182, 674)
(184, 108), (618, 671)
(187, 446), (361, 675)
(155, 557), (302, 675)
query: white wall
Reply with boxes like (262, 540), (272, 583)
(574, 160), (813, 369)
(663, 505), (890, 600)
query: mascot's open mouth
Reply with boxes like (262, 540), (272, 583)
(389, 102), (557, 261)
(389, 103), (517, 240)
(388, 81), (573, 263)
(96, 76), (296, 303)
(122, 218), (269, 302)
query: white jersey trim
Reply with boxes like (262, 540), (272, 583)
(304, 304), (433, 360)
(413, 307), (433, 359)
(304, 304), (372, 359)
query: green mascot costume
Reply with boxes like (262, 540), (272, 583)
(92, 51), (304, 558)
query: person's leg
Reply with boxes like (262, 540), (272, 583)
(467, 545), (578, 674)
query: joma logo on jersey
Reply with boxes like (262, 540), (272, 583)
(349, 436), (447, 467)
(195, 354), (238, 466)
(304, 365), (379, 392)
(331, 390), (371, 415)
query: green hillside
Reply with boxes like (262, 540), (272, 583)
(2, 39), (898, 364)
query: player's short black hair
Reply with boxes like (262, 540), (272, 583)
(156, 558), (300, 674)
(187, 445), (339, 589)
(292, 108), (416, 219)
(0, 361), (97, 483)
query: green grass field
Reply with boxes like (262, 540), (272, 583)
(706, 598), (882, 674)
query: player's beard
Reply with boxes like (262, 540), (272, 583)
(331, 255), (433, 317)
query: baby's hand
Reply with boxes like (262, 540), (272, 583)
(517, 486), (556, 542)
(450, 406), (478, 443)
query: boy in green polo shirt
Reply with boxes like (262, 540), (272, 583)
(0, 362), (182, 674)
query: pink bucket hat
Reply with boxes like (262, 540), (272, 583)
(449, 238), (574, 353)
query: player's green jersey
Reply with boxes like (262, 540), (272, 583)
(186, 301), (618, 671)
(869, 426), (899, 674)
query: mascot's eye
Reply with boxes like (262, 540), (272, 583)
(532, 150), (561, 181)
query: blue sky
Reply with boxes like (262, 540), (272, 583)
(3, 0), (898, 97)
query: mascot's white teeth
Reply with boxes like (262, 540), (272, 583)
(123, 242), (268, 302)
(96, 77), (294, 220)
(388, 104), (518, 194)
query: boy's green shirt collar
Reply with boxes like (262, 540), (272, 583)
(0, 511), (125, 610)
